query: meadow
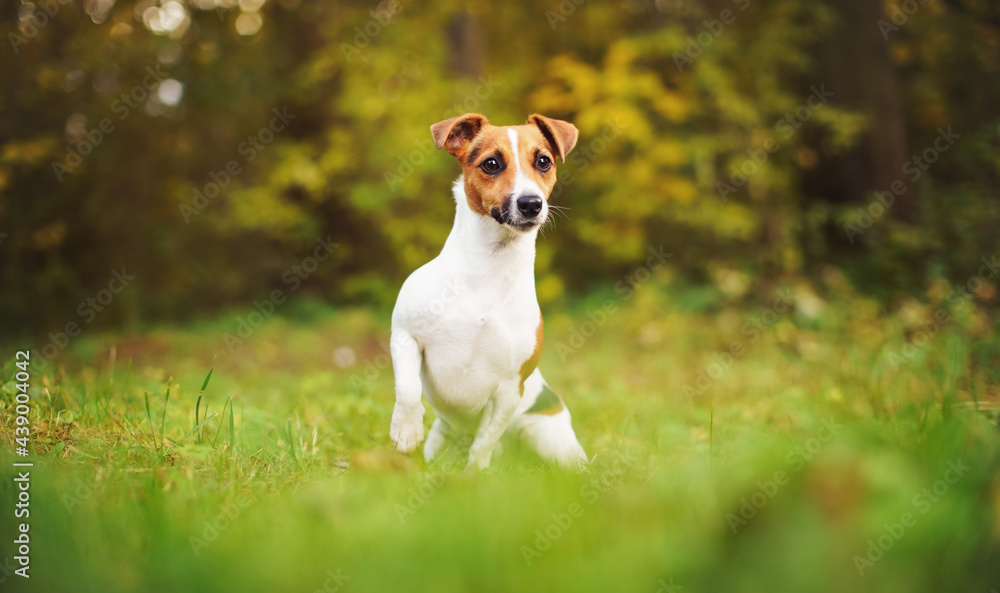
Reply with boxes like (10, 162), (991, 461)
(2, 275), (999, 593)
(4, 0), (1000, 590)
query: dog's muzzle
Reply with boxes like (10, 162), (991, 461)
(492, 194), (546, 231)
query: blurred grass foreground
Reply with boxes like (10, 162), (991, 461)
(1, 286), (999, 592)
(1, 0), (1000, 592)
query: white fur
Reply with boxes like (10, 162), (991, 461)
(509, 368), (587, 467)
(507, 129), (546, 216)
(389, 177), (586, 470)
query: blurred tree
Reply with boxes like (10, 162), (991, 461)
(0, 0), (997, 339)
(810, 0), (912, 215)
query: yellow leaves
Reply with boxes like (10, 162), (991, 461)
(384, 215), (449, 272)
(600, 188), (657, 220)
(535, 242), (556, 270)
(533, 42), (693, 129)
(663, 176), (698, 205)
(225, 187), (308, 235)
(300, 50), (341, 89)
(603, 39), (639, 71)
(781, 243), (803, 274)
(653, 91), (691, 123)
(536, 274), (564, 305)
(320, 128), (359, 175)
(2, 136), (58, 166)
(528, 54), (599, 113)
(708, 266), (750, 299)
(31, 221), (67, 250)
(349, 182), (392, 213)
(270, 149), (325, 196)
(672, 198), (759, 241)
(575, 218), (647, 261)
(809, 108), (868, 152)
(647, 140), (689, 168)
(576, 103), (650, 144)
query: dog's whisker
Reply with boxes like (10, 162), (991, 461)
(546, 205), (571, 221)
(546, 211), (568, 223)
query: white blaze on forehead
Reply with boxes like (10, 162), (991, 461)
(507, 128), (522, 175)
(507, 128), (544, 198)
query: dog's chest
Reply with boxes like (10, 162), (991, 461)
(418, 278), (539, 407)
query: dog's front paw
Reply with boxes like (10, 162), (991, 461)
(390, 402), (425, 453)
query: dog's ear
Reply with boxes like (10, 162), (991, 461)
(431, 113), (489, 157)
(527, 114), (579, 162)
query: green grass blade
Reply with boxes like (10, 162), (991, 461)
(212, 396), (232, 447)
(195, 395), (202, 444)
(708, 408), (714, 467)
(203, 403), (210, 443)
(201, 367), (214, 392)
(229, 397), (235, 448)
(121, 357), (132, 399)
(160, 383), (170, 443)
(169, 413), (219, 447)
(286, 420), (297, 462)
(143, 391), (159, 452)
(106, 346), (116, 386)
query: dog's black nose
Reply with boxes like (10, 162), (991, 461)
(516, 195), (543, 218)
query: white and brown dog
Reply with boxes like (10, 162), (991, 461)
(389, 113), (588, 471)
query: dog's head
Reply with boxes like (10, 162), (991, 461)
(431, 113), (578, 232)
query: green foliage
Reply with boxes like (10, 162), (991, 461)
(1, 1), (998, 332)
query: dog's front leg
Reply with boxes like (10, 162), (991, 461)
(466, 378), (521, 471)
(389, 331), (425, 453)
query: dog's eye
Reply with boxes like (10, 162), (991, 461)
(480, 157), (502, 174)
(535, 155), (552, 172)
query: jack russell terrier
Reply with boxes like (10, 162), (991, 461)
(389, 113), (588, 471)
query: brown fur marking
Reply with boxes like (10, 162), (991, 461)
(445, 122), (564, 217)
(519, 315), (544, 396)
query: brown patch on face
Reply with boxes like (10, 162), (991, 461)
(519, 315), (544, 396)
(430, 113), (579, 223)
(459, 125), (518, 217)
(516, 124), (559, 196)
(460, 124), (564, 219)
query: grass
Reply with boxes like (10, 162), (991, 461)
(1, 278), (999, 593)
